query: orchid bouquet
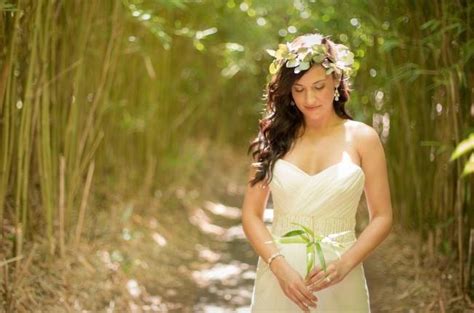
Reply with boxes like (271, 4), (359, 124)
(265, 222), (352, 277)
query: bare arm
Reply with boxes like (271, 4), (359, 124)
(241, 164), (318, 311)
(341, 124), (393, 270)
(241, 165), (281, 272)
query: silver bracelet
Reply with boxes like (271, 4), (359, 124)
(267, 251), (284, 267)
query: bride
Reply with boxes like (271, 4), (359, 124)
(241, 32), (393, 312)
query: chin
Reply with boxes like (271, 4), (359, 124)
(307, 111), (330, 120)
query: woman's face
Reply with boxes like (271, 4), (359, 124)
(290, 64), (338, 120)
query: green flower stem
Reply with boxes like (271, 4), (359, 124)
(264, 222), (352, 277)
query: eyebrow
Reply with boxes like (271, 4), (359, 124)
(293, 79), (326, 86)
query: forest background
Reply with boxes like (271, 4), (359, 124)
(0, 0), (472, 312)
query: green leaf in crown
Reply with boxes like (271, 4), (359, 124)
(265, 33), (355, 77)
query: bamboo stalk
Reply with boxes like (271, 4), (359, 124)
(63, 0), (94, 234)
(467, 228), (474, 295)
(0, 54), (12, 238)
(59, 155), (65, 257)
(0, 255), (23, 268)
(3, 260), (10, 311)
(0, 0), (22, 239)
(14, 223), (22, 276)
(37, 0), (55, 248)
(74, 160), (95, 247)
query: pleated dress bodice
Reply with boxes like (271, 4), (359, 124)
(270, 158), (365, 243)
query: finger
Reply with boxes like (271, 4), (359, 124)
(307, 269), (329, 286)
(300, 283), (318, 302)
(296, 294), (314, 311)
(308, 262), (335, 279)
(309, 278), (325, 292)
(310, 265), (336, 285)
(312, 273), (334, 291)
(289, 293), (310, 312)
(305, 265), (322, 281)
(296, 285), (318, 307)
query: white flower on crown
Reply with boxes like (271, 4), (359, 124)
(334, 44), (354, 71)
(266, 34), (355, 77)
(288, 33), (324, 50)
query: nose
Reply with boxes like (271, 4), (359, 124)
(304, 89), (318, 106)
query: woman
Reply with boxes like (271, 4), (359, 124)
(241, 32), (393, 312)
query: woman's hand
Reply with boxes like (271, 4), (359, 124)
(270, 257), (319, 312)
(304, 258), (353, 292)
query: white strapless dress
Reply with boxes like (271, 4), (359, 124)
(250, 158), (371, 312)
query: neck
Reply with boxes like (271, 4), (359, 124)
(299, 111), (345, 138)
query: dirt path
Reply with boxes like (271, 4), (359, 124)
(12, 155), (471, 312)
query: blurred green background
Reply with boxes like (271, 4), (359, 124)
(0, 0), (472, 311)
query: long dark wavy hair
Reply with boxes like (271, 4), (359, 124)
(247, 34), (354, 187)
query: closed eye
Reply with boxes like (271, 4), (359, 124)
(294, 85), (324, 92)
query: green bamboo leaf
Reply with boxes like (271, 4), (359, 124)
(420, 19), (440, 31)
(282, 229), (305, 237)
(381, 38), (401, 52)
(306, 243), (314, 277)
(450, 133), (474, 161)
(461, 153), (474, 177)
(300, 233), (311, 244)
(291, 222), (314, 237)
(315, 242), (327, 272)
(275, 236), (307, 244)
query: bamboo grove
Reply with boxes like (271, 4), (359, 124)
(0, 0), (472, 306)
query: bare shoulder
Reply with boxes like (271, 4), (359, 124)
(348, 120), (380, 142)
(346, 120), (383, 158)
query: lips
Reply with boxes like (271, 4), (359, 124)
(305, 105), (321, 110)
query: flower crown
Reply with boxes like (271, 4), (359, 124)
(266, 33), (355, 77)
